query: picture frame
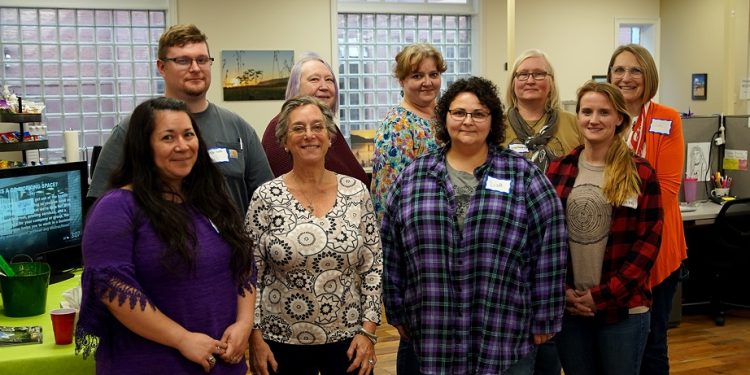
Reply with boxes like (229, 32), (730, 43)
(692, 73), (707, 100)
(591, 75), (608, 83)
(221, 50), (293, 101)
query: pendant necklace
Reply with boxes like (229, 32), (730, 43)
(291, 171), (317, 214)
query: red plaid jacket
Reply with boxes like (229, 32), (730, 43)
(546, 146), (664, 324)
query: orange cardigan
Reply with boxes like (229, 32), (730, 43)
(637, 101), (687, 288)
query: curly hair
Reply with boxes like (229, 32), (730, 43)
(109, 97), (253, 283)
(435, 76), (506, 146)
(274, 96), (337, 149)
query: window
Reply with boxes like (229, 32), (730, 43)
(615, 18), (660, 65)
(0, 7), (166, 163)
(337, 2), (475, 139)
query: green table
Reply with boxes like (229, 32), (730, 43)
(0, 270), (95, 374)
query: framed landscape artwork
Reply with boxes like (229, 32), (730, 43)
(221, 50), (293, 101)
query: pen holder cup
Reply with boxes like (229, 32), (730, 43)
(711, 188), (730, 198)
(0, 262), (50, 317)
(683, 178), (698, 203)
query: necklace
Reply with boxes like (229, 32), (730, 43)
(290, 171), (319, 214)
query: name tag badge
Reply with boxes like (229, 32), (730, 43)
(486, 176), (511, 193)
(649, 119), (672, 135)
(622, 195), (638, 209)
(208, 148), (230, 163)
(509, 143), (529, 154)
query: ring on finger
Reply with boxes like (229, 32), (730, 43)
(368, 359), (376, 365)
(207, 355), (216, 367)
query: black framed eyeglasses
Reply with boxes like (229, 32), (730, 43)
(160, 56), (214, 67)
(515, 72), (551, 81)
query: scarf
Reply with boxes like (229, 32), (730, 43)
(508, 107), (559, 172)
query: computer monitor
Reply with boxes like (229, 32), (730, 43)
(0, 162), (88, 283)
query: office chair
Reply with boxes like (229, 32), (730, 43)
(709, 197), (750, 326)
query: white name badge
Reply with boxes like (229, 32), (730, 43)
(486, 176), (511, 193)
(649, 119), (672, 135)
(208, 148), (230, 163)
(622, 195), (638, 209)
(508, 143), (529, 154)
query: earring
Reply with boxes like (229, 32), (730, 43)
(400, 90), (404, 97)
(284, 147), (289, 152)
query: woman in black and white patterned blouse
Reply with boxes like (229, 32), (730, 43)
(245, 96), (382, 375)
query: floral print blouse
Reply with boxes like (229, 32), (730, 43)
(246, 174), (382, 345)
(370, 105), (440, 221)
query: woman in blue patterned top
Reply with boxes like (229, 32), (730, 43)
(370, 43), (446, 222)
(381, 77), (568, 375)
(246, 96), (382, 375)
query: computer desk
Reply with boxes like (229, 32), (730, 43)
(680, 200), (723, 222)
(0, 270), (94, 375)
(671, 200), (724, 324)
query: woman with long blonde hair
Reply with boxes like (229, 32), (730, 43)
(546, 82), (664, 375)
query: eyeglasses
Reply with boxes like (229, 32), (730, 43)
(610, 66), (643, 78)
(515, 72), (551, 81)
(448, 109), (491, 122)
(161, 56), (214, 67)
(289, 123), (327, 135)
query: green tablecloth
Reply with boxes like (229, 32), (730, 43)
(0, 270), (95, 374)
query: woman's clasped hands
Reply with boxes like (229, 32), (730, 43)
(565, 288), (597, 317)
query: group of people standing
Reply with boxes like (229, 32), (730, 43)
(74, 21), (685, 375)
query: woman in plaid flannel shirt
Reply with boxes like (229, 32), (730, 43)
(546, 82), (664, 375)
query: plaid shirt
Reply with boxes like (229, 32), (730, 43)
(546, 146), (664, 324)
(381, 146), (567, 375)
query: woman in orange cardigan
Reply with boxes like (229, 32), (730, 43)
(607, 44), (686, 375)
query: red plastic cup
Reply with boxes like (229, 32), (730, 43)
(50, 308), (76, 345)
(683, 177), (698, 203)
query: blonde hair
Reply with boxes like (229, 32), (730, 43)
(576, 81), (640, 206)
(505, 49), (561, 111)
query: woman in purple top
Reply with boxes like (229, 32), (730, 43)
(76, 97), (257, 374)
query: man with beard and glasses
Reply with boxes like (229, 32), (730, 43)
(88, 24), (272, 213)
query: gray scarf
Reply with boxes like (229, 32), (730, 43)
(508, 107), (559, 172)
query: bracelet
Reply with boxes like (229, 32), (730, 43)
(356, 327), (378, 344)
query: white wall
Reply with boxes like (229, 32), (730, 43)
(512, 0), (660, 104)
(661, 0), (750, 115)
(175, 0), (334, 136)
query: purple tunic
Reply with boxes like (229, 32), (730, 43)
(75, 189), (253, 374)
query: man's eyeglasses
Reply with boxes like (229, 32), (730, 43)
(161, 56), (214, 67)
(515, 72), (551, 81)
(448, 109), (491, 122)
(610, 66), (643, 78)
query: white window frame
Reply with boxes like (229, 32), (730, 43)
(0, 0), (173, 164)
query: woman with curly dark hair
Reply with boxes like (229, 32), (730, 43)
(381, 76), (568, 375)
(76, 97), (256, 374)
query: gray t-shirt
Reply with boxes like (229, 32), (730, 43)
(567, 158), (610, 292)
(446, 162), (478, 233)
(88, 102), (273, 213)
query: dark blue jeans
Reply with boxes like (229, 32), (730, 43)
(534, 339), (561, 375)
(396, 338), (422, 375)
(640, 268), (680, 375)
(557, 313), (650, 375)
(397, 337), (536, 375)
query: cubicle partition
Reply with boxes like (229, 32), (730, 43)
(681, 115), (721, 202)
(722, 115), (750, 199)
